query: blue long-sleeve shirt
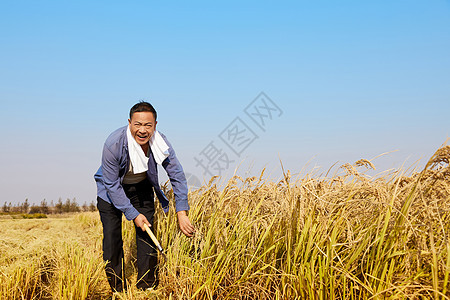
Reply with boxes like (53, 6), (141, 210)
(94, 126), (189, 220)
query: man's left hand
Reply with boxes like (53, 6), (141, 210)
(177, 210), (195, 237)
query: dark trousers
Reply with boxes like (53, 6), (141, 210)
(97, 179), (158, 292)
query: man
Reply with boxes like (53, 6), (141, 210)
(94, 101), (194, 292)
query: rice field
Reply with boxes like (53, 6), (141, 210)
(1, 145), (449, 299)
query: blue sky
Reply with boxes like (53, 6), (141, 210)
(1, 1), (449, 205)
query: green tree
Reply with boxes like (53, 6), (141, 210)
(89, 201), (97, 212)
(2, 202), (9, 213)
(40, 199), (49, 214)
(82, 202), (88, 212)
(22, 199), (30, 213)
(70, 198), (79, 212)
(63, 199), (71, 213)
(55, 198), (63, 214)
(29, 205), (41, 214)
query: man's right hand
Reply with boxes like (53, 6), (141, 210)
(134, 213), (150, 231)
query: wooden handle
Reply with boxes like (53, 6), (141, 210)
(143, 223), (164, 253)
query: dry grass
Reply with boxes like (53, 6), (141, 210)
(0, 214), (109, 299)
(1, 145), (449, 299)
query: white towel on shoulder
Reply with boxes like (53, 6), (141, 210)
(150, 130), (170, 165)
(127, 126), (170, 174)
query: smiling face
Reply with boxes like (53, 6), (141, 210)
(128, 111), (157, 151)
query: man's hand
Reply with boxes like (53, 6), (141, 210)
(177, 211), (195, 237)
(134, 213), (150, 232)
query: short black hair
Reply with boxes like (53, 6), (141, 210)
(129, 101), (157, 120)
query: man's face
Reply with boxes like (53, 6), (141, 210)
(128, 111), (157, 147)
